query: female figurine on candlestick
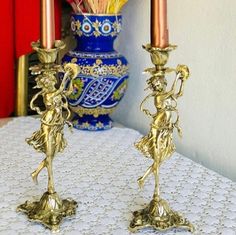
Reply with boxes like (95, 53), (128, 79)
(136, 65), (189, 189)
(27, 67), (76, 190)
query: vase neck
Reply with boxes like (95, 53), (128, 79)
(71, 14), (122, 53)
(75, 36), (115, 53)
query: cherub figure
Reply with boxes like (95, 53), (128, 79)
(135, 65), (189, 194)
(26, 68), (75, 194)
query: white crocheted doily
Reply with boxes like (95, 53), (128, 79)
(0, 117), (235, 235)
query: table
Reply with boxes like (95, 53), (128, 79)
(0, 117), (236, 235)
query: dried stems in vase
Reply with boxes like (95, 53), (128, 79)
(66, 0), (128, 14)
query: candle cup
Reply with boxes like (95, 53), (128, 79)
(32, 40), (65, 64)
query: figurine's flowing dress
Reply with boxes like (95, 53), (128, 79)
(135, 98), (175, 163)
(27, 93), (66, 154)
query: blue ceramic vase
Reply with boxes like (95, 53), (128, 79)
(62, 14), (129, 131)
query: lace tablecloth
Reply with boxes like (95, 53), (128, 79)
(0, 117), (236, 235)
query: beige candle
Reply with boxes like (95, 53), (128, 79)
(151, 0), (169, 48)
(41, 0), (55, 49)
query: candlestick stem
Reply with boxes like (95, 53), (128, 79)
(129, 44), (194, 233)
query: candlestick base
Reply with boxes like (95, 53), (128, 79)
(129, 198), (194, 233)
(17, 192), (77, 232)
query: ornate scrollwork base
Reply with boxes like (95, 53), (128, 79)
(17, 192), (77, 232)
(129, 198), (194, 233)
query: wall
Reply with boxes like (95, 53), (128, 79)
(112, 0), (236, 181)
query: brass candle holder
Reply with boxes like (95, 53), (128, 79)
(17, 40), (79, 232)
(129, 44), (195, 233)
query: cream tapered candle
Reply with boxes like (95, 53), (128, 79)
(151, 0), (169, 48)
(41, 0), (55, 49)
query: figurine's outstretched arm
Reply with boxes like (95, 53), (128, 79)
(55, 71), (71, 96)
(62, 94), (71, 121)
(64, 80), (74, 97)
(172, 73), (185, 99)
(57, 63), (79, 96)
(140, 93), (155, 117)
(162, 72), (184, 101)
(61, 63), (80, 96)
(30, 91), (43, 115)
(174, 65), (190, 98)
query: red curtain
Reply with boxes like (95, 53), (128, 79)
(0, 1), (15, 118)
(0, 0), (61, 118)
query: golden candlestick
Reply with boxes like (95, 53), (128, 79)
(17, 40), (79, 232)
(129, 44), (195, 233)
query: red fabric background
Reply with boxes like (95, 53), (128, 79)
(15, 0), (62, 58)
(0, 0), (61, 118)
(0, 1), (15, 118)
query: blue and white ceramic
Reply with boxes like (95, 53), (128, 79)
(62, 14), (129, 131)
